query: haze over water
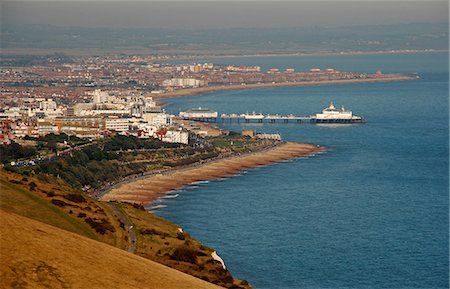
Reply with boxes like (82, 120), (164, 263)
(158, 52), (448, 288)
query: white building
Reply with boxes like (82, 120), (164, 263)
(35, 99), (64, 118)
(142, 111), (171, 126)
(39, 99), (57, 110)
(104, 117), (130, 132)
(179, 107), (218, 119)
(256, 133), (281, 141)
(162, 78), (206, 88)
(73, 103), (129, 116)
(162, 130), (189, 144)
(37, 121), (59, 136)
(92, 89), (117, 104)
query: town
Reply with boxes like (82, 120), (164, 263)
(1, 53), (404, 145)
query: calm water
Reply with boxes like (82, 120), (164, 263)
(158, 52), (449, 289)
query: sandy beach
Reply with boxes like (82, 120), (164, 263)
(154, 75), (415, 99)
(101, 142), (324, 204)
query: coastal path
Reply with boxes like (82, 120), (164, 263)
(107, 203), (137, 254)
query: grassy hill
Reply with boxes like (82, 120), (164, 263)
(0, 170), (251, 288)
(0, 171), (128, 249)
(0, 210), (224, 289)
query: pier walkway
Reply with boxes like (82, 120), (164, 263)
(181, 114), (364, 124)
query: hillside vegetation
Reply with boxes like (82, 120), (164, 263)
(0, 210), (225, 289)
(0, 170), (251, 288)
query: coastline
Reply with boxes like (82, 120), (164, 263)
(101, 141), (324, 204)
(2, 48), (446, 57)
(154, 75), (415, 99)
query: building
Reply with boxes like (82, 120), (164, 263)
(162, 130), (189, 144)
(54, 116), (104, 138)
(255, 133), (281, 141)
(162, 78), (207, 88)
(142, 110), (171, 126)
(225, 65), (260, 73)
(179, 107), (218, 119)
(37, 121), (59, 136)
(104, 117), (130, 132)
(242, 129), (255, 138)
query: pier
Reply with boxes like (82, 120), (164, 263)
(180, 114), (364, 124)
(218, 113), (312, 123)
(179, 103), (366, 124)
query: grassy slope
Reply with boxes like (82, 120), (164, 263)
(0, 171), (128, 250)
(0, 175), (97, 240)
(0, 170), (251, 288)
(0, 210), (224, 289)
(120, 203), (251, 288)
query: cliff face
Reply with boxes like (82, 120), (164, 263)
(0, 171), (251, 289)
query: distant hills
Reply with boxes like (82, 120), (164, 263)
(1, 23), (448, 54)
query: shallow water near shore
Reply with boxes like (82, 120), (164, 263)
(158, 52), (449, 288)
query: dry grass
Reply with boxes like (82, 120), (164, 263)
(0, 210), (225, 289)
(0, 171), (128, 249)
(119, 203), (251, 288)
(0, 171), (250, 288)
(103, 142), (324, 203)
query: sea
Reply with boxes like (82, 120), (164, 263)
(156, 52), (449, 289)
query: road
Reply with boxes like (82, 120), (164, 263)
(107, 203), (137, 254)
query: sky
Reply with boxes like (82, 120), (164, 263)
(1, 1), (448, 29)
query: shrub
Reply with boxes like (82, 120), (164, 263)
(51, 199), (69, 207)
(132, 203), (146, 211)
(77, 212), (87, 218)
(171, 247), (198, 264)
(21, 177), (28, 182)
(29, 182), (37, 191)
(46, 190), (56, 197)
(176, 232), (185, 240)
(37, 174), (51, 183)
(85, 217), (116, 235)
(63, 193), (86, 203)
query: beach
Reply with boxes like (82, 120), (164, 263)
(101, 142), (324, 204)
(154, 75), (415, 99)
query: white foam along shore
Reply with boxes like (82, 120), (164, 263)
(102, 142), (325, 204)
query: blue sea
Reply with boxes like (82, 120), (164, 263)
(158, 52), (449, 289)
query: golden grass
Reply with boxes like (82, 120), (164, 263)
(0, 210), (225, 289)
(0, 174), (98, 240)
(118, 203), (251, 288)
(0, 171), (128, 249)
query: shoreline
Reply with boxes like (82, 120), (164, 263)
(2, 48), (446, 57)
(101, 142), (324, 204)
(160, 49), (449, 61)
(154, 75), (415, 99)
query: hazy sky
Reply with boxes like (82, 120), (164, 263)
(2, 1), (448, 29)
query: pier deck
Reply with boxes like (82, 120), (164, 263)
(181, 114), (365, 124)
